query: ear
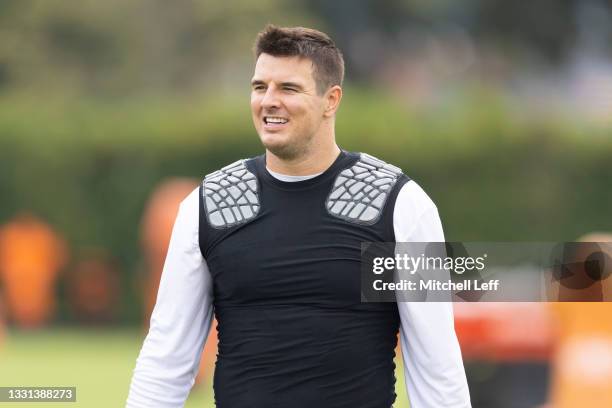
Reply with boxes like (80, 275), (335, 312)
(323, 85), (342, 118)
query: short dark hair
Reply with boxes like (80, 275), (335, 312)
(254, 25), (344, 95)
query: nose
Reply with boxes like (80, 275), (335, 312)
(261, 87), (280, 110)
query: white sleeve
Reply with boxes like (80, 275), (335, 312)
(126, 187), (214, 408)
(394, 181), (471, 408)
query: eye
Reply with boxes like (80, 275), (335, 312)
(252, 85), (266, 91)
(283, 87), (298, 93)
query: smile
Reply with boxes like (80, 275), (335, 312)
(263, 116), (289, 125)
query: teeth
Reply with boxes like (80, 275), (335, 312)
(265, 116), (288, 124)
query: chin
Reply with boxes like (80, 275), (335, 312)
(259, 131), (287, 147)
(261, 137), (302, 161)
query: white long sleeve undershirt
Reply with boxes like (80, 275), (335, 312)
(126, 174), (471, 408)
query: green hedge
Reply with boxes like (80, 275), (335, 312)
(1, 89), (610, 321)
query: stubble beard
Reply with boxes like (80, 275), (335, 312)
(261, 132), (313, 162)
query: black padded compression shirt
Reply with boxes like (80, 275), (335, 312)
(199, 150), (409, 408)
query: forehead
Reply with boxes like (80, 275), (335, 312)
(252, 53), (315, 85)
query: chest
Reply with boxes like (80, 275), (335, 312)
(205, 196), (389, 305)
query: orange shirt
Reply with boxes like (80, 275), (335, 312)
(550, 302), (612, 408)
(0, 215), (67, 327)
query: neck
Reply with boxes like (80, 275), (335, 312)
(266, 141), (341, 176)
(265, 122), (341, 175)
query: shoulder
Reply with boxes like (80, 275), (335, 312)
(345, 152), (438, 219)
(336, 152), (409, 194)
(393, 179), (444, 241)
(200, 157), (261, 229)
(327, 152), (408, 224)
(202, 157), (259, 184)
(395, 180), (438, 217)
(341, 152), (405, 178)
(179, 186), (201, 212)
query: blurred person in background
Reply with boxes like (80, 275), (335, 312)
(65, 249), (122, 323)
(0, 213), (68, 328)
(139, 178), (217, 383)
(454, 302), (553, 408)
(548, 233), (612, 408)
(127, 25), (470, 408)
(140, 178), (199, 323)
(0, 293), (4, 346)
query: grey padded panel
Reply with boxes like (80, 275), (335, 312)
(203, 159), (260, 229)
(326, 153), (402, 225)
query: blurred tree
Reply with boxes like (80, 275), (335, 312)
(0, 0), (314, 96)
(471, 0), (578, 63)
(305, 0), (609, 79)
(1, 0), (610, 96)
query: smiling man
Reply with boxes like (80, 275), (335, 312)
(126, 25), (471, 408)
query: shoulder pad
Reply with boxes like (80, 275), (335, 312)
(202, 159), (260, 229)
(326, 153), (402, 225)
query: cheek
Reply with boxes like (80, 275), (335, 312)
(285, 99), (310, 120)
(303, 102), (325, 124)
(250, 94), (261, 112)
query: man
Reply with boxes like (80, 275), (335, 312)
(127, 25), (470, 408)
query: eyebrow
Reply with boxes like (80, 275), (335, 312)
(251, 80), (304, 90)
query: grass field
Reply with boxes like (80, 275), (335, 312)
(0, 328), (409, 407)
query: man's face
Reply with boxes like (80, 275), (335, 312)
(251, 53), (328, 160)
